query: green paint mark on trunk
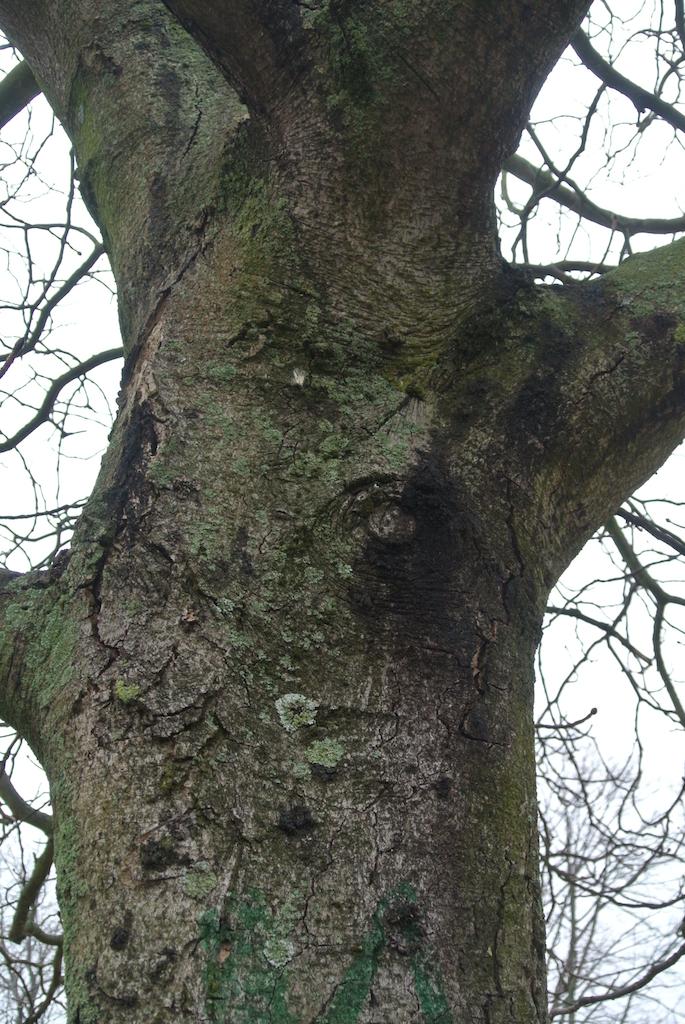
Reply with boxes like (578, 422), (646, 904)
(316, 884), (454, 1023)
(413, 957), (454, 1024)
(316, 915), (385, 1023)
(200, 895), (297, 1024)
(201, 885), (453, 1023)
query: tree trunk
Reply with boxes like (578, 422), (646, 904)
(33, 225), (555, 1024)
(2, 2), (685, 1022)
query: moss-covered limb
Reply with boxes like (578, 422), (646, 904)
(0, 0), (246, 346)
(568, 241), (685, 522)
(0, 60), (39, 129)
(0, 568), (45, 738)
(463, 242), (685, 579)
(162, 0), (301, 111)
(0, 567), (76, 754)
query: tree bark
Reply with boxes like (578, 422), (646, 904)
(2, 272), (553, 1022)
(0, 60), (39, 127)
(2, 2), (685, 1022)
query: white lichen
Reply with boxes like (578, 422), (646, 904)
(275, 692), (318, 732)
(263, 935), (296, 968)
(305, 738), (345, 768)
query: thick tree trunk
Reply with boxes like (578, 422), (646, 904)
(2, 2), (685, 1022)
(9, 235), (684, 1022)
(35, 224), (554, 1023)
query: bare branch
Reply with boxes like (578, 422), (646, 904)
(7, 837), (53, 945)
(615, 506), (685, 558)
(9, 944), (63, 1024)
(677, 0), (685, 52)
(0, 346), (123, 453)
(536, 706), (598, 730)
(550, 940), (685, 1017)
(504, 152), (685, 236)
(572, 28), (685, 135)
(0, 242), (106, 381)
(23, 922), (63, 948)
(0, 768), (52, 835)
(546, 605), (651, 663)
(521, 260), (614, 281)
(606, 517), (685, 728)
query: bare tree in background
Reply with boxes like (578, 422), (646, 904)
(0, 44), (120, 570)
(0, 845), (63, 1023)
(0, 1), (684, 1022)
(0, 42), (117, 1021)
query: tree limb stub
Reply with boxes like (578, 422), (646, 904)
(0, 60), (39, 129)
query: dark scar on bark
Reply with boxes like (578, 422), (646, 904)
(278, 803), (315, 834)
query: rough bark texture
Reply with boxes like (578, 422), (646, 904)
(2, 2), (685, 1022)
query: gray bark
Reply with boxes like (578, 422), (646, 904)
(1, 2), (685, 1022)
(0, 60), (39, 127)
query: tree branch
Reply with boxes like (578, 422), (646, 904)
(0, 60), (39, 129)
(161, 0), (299, 111)
(504, 152), (685, 236)
(615, 506), (685, 557)
(572, 28), (685, 135)
(7, 837), (54, 945)
(521, 260), (613, 279)
(0, 0), (244, 348)
(0, 242), (106, 381)
(0, 347), (123, 453)
(549, 940), (685, 1016)
(0, 568), (66, 749)
(20, 945), (63, 1024)
(545, 605), (650, 663)
(502, 237), (685, 578)
(605, 516), (685, 728)
(677, 0), (685, 51)
(163, 0), (592, 117)
(0, 768), (52, 834)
